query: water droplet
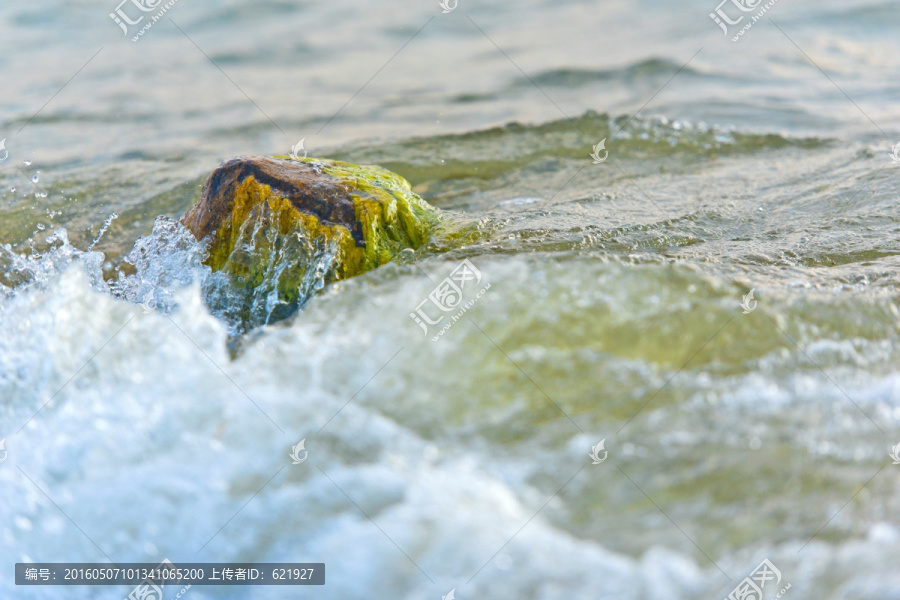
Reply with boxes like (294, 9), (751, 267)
(23, 160), (32, 166)
(31, 172), (40, 184)
(9, 187), (15, 193)
(36, 223), (46, 231)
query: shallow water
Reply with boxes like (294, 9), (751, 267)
(2, 0), (900, 598)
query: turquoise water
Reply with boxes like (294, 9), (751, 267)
(2, 1), (900, 598)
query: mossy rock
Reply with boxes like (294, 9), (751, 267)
(181, 155), (439, 328)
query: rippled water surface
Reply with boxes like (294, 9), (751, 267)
(2, 1), (900, 598)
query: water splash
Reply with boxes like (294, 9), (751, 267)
(201, 218), (340, 336)
(103, 214), (340, 338)
(87, 211), (119, 251)
(0, 229), (106, 300)
(1, 210), (345, 341)
(109, 216), (208, 316)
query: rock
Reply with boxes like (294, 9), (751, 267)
(181, 155), (439, 328)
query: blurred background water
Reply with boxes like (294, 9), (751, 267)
(2, 0), (900, 598)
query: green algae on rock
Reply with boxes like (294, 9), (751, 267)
(181, 155), (439, 330)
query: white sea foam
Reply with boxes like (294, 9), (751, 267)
(2, 242), (899, 598)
